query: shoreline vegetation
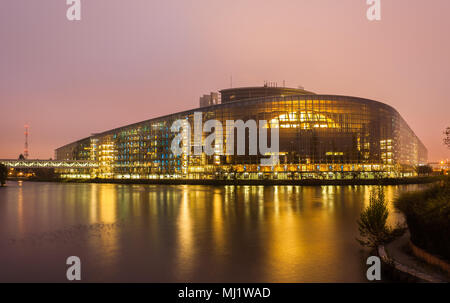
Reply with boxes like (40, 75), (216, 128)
(395, 178), (450, 261)
(356, 177), (450, 282)
(4, 176), (443, 186)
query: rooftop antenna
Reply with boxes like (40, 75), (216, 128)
(24, 124), (29, 159)
(230, 75), (233, 88)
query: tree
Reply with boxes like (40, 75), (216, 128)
(357, 186), (400, 248)
(415, 165), (433, 176)
(444, 127), (450, 149)
(0, 164), (7, 186)
(228, 166), (237, 180)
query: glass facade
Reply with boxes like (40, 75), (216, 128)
(55, 88), (427, 180)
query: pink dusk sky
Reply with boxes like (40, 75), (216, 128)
(0, 0), (449, 161)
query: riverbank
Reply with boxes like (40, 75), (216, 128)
(6, 176), (443, 186)
(395, 179), (450, 261)
(378, 232), (449, 282)
(379, 179), (450, 282)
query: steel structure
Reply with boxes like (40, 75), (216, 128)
(0, 159), (98, 169)
(24, 124), (29, 159)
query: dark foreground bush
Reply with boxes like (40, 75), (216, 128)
(395, 179), (450, 260)
(0, 164), (7, 186)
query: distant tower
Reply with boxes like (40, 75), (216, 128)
(24, 124), (29, 159)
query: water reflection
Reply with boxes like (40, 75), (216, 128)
(0, 181), (427, 282)
(17, 181), (24, 236)
(176, 190), (195, 279)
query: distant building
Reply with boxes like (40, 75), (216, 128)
(429, 160), (449, 174)
(199, 92), (220, 107)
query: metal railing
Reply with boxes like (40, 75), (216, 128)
(0, 159), (98, 168)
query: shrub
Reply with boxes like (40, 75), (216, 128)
(0, 164), (7, 186)
(395, 179), (450, 260)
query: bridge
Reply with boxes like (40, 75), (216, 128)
(0, 159), (98, 169)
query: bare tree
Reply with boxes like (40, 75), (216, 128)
(415, 165), (433, 176)
(444, 127), (450, 149)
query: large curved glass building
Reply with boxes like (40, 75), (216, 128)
(55, 86), (427, 180)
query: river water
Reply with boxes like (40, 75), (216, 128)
(0, 181), (425, 282)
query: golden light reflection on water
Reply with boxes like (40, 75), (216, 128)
(212, 190), (225, 257)
(0, 182), (430, 282)
(264, 186), (340, 281)
(176, 189), (195, 278)
(266, 204), (307, 280)
(17, 181), (24, 237)
(86, 184), (120, 277)
(98, 185), (117, 223)
(89, 184), (98, 223)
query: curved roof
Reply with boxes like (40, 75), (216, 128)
(55, 88), (408, 150)
(220, 86), (316, 103)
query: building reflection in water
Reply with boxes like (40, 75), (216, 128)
(0, 182), (427, 282)
(176, 189), (195, 279)
(212, 189), (225, 260)
(17, 181), (24, 237)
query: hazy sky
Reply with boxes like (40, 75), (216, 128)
(1, 0), (449, 161)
